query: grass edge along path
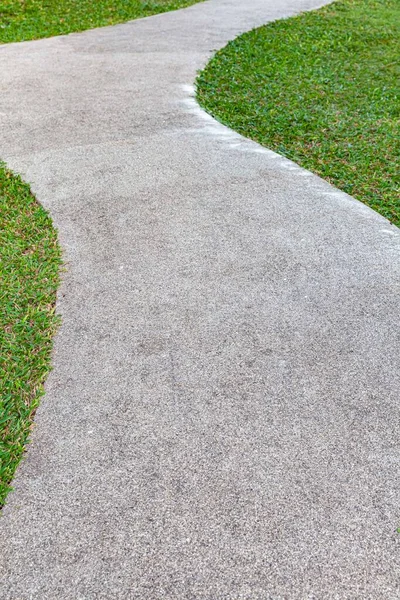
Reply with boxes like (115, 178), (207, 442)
(0, 0), (205, 510)
(0, 0), (203, 44)
(197, 0), (400, 227)
(0, 165), (61, 507)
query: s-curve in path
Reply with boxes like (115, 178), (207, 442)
(1, 1), (400, 598)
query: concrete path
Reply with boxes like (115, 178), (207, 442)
(1, 1), (400, 598)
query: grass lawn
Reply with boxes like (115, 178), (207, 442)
(0, 0), (202, 43)
(197, 0), (400, 227)
(0, 166), (61, 506)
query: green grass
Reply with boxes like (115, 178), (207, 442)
(0, 0), (202, 43)
(197, 0), (400, 226)
(0, 166), (61, 506)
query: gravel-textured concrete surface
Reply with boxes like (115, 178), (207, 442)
(1, 1), (400, 598)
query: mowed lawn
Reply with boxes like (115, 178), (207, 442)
(0, 0), (202, 43)
(0, 166), (61, 505)
(197, 0), (400, 226)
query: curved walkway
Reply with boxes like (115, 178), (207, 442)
(1, 1), (400, 598)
